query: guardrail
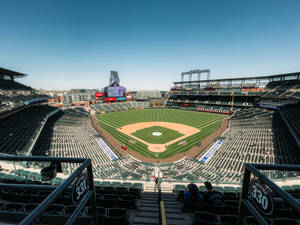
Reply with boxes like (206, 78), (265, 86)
(238, 163), (300, 225)
(0, 155), (98, 225)
(156, 170), (167, 225)
(160, 201), (167, 225)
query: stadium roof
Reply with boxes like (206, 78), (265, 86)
(174, 71), (300, 85)
(0, 67), (27, 78)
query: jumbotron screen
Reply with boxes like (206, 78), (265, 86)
(106, 86), (126, 97)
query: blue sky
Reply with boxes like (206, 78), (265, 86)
(0, 0), (300, 90)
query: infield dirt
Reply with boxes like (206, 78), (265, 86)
(117, 122), (199, 152)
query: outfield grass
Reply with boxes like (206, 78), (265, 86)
(96, 109), (225, 159)
(132, 126), (183, 144)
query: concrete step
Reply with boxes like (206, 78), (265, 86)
(138, 206), (159, 212)
(133, 217), (186, 225)
(144, 189), (157, 192)
(142, 197), (158, 201)
(166, 218), (187, 225)
(162, 197), (177, 201)
(132, 216), (159, 225)
(165, 213), (186, 219)
(142, 193), (158, 197)
(142, 193), (157, 197)
(132, 190), (188, 225)
(138, 203), (158, 208)
(164, 208), (182, 213)
(164, 205), (181, 210)
(133, 211), (158, 217)
(163, 200), (178, 204)
(141, 200), (158, 204)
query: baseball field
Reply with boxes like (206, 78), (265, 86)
(96, 108), (225, 159)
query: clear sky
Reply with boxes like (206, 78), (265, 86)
(0, 0), (300, 91)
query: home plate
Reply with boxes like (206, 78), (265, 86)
(152, 132), (162, 136)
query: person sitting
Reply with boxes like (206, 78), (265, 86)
(183, 183), (204, 211)
(204, 181), (222, 205)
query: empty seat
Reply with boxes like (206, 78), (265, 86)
(220, 215), (238, 225)
(244, 216), (273, 225)
(103, 208), (128, 225)
(44, 204), (64, 215)
(273, 218), (300, 225)
(23, 203), (39, 212)
(2, 203), (24, 212)
(192, 211), (222, 225)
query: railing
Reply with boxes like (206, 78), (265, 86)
(0, 155), (98, 225)
(156, 170), (167, 225)
(238, 163), (300, 225)
(160, 201), (167, 225)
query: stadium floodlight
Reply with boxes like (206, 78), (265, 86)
(181, 69), (210, 82)
(109, 71), (120, 86)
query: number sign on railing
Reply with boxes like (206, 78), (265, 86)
(249, 178), (273, 216)
(72, 173), (89, 204)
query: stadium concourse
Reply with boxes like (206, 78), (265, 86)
(0, 68), (300, 224)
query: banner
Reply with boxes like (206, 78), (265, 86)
(96, 137), (118, 160)
(199, 140), (223, 164)
(116, 97), (126, 101)
(95, 92), (103, 97)
(105, 97), (116, 102)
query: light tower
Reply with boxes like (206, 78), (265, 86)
(181, 69), (210, 82)
(109, 71), (120, 86)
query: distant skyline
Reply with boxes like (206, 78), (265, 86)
(1, 0), (300, 91)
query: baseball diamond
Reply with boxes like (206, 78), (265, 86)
(96, 108), (225, 159)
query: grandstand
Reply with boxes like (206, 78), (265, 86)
(0, 105), (58, 155)
(136, 90), (162, 99)
(0, 67), (49, 114)
(31, 107), (152, 180)
(0, 68), (300, 224)
(168, 72), (300, 112)
(91, 101), (150, 113)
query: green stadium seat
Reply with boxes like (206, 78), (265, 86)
(224, 186), (237, 192)
(213, 186), (224, 192)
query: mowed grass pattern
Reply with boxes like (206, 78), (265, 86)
(132, 126), (183, 144)
(96, 109), (225, 158)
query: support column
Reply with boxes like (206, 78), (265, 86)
(207, 70), (210, 80)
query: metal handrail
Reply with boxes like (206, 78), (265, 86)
(0, 155), (98, 225)
(156, 169), (167, 225)
(160, 201), (167, 225)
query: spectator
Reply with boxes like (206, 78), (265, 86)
(204, 181), (222, 205)
(184, 183), (204, 210)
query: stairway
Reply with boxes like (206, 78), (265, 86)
(162, 192), (189, 225)
(131, 182), (190, 225)
(132, 191), (159, 225)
